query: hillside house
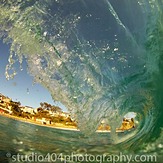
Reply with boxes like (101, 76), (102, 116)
(0, 94), (11, 102)
(20, 106), (35, 114)
(36, 118), (51, 125)
(60, 112), (70, 118)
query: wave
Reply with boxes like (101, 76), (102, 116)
(0, 0), (163, 153)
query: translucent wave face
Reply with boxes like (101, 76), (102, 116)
(0, 0), (162, 144)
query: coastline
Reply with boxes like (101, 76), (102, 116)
(0, 94), (132, 133)
(0, 113), (80, 131)
(0, 113), (126, 133)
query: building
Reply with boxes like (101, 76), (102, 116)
(49, 110), (60, 117)
(20, 106), (35, 114)
(0, 94), (14, 114)
(0, 94), (11, 105)
(36, 118), (51, 125)
(60, 112), (70, 118)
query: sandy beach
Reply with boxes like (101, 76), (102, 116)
(0, 113), (80, 131)
(0, 113), (127, 133)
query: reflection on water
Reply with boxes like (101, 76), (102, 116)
(0, 116), (162, 163)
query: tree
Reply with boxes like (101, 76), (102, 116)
(51, 106), (62, 113)
(40, 102), (51, 110)
(40, 102), (62, 112)
(10, 101), (21, 116)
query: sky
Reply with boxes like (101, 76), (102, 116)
(0, 40), (67, 111)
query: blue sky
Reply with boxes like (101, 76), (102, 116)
(0, 40), (67, 111)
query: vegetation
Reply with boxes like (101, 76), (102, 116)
(0, 93), (135, 131)
(40, 102), (62, 112)
(0, 93), (77, 127)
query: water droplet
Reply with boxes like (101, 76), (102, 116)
(18, 149), (24, 152)
(56, 60), (62, 66)
(158, 144), (163, 148)
(12, 139), (23, 145)
(27, 88), (29, 94)
(114, 48), (118, 52)
(43, 31), (47, 37)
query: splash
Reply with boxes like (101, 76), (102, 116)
(0, 0), (163, 148)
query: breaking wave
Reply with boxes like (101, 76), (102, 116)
(0, 0), (163, 154)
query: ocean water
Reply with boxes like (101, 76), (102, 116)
(0, 0), (163, 162)
(0, 115), (129, 163)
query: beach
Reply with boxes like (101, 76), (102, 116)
(0, 112), (80, 131)
(0, 113), (130, 133)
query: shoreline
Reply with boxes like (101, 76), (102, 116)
(0, 113), (126, 133)
(0, 113), (80, 131)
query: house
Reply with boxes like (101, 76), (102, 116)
(41, 118), (51, 125)
(60, 112), (70, 118)
(0, 94), (14, 113)
(49, 110), (60, 117)
(0, 107), (12, 114)
(36, 118), (51, 125)
(2, 98), (11, 103)
(0, 94), (11, 103)
(33, 108), (38, 114)
(20, 106), (35, 114)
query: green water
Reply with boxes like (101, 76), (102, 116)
(0, 116), (162, 163)
(0, 0), (163, 162)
